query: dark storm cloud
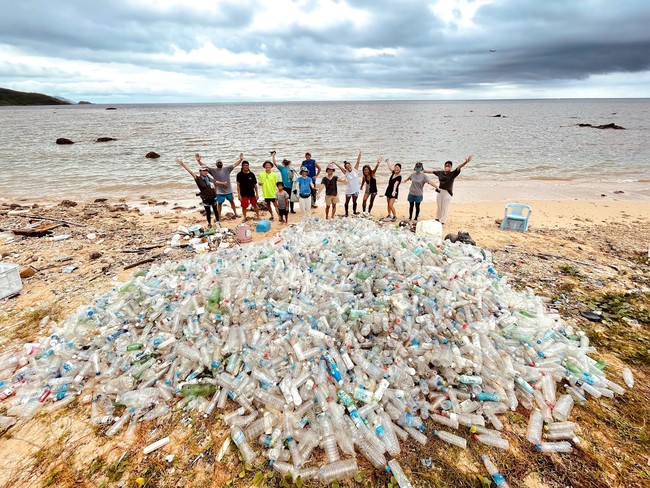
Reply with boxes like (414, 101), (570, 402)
(1, 0), (649, 98)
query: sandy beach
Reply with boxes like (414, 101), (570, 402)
(0, 188), (649, 488)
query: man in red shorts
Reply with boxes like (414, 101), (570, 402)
(236, 161), (261, 221)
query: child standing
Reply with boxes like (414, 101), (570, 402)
(276, 182), (290, 224)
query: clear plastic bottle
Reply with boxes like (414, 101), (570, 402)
(434, 429), (467, 449)
(319, 458), (359, 484)
(552, 394), (574, 422)
(231, 425), (257, 464)
(526, 408), (543, 445)
(387, 459), (414, 488)
(535, 441), (573, 453)
(474, 434), (510, 450)
(481, 454), (510, 487)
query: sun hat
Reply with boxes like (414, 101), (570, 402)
(326, 163), (336, 171)
(300, 166), (308, 173)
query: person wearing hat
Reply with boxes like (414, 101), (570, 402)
(258, 160), (279, 220)
(301, 151), (321, 208)
(426, 155), (472, 224)
(196, 152), (243, 218)
(317, 163), (347, 220)
(236, 161), (261, 221)
(177, 158), (226, 228)
(296, 166), (315, 219)
(271, 151), (297, 214)
(403, 162), (439, 222)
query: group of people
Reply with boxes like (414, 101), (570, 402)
(177, 150), (472, 228)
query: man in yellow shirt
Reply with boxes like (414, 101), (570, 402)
(258, 160), (279, 221)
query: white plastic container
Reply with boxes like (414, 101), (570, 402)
(415, 219), (442, 240)
(236, 223), (252, 243)
(0, 262), (22, 299)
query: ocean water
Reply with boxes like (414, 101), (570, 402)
(1, 99), (649, 201)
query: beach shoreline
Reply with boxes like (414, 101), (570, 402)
(1, 195), (649, 487)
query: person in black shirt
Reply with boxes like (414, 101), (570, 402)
(177, 158), (225, 228)
(236, 161), (260, 221)
(428, 155), (472, 224)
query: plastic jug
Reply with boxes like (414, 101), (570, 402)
(256, 220), (271, 233)
(236, 223), (252, 243)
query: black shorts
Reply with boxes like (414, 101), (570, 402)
(278, 208), (289, 217)
(265, 198), (276, 203)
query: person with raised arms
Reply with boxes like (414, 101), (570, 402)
(360, 157), (381, 215)
(236, 161), (261, 221)
(177, 158), (226, 228)
(382, 159), (402, 222)
(334, 149), (362, 217)
(426, 155), (472, 224)
(271, 150), (297, 214)
(196, 152), (243, 218)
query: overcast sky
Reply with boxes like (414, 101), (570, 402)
(1, 0), (649, 103)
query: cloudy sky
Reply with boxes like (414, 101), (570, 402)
(1, 0), (649, 103)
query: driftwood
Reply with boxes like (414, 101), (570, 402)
(121, 244), (164, 254)
(16, 214), (87, 227)
(11, 222), (63, 236)
(123, 253), (163, 270)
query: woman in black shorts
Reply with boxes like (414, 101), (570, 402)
(382, 160), (401, 222)
(360, 157), (381, 215)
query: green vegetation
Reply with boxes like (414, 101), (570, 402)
(0, 87), (71, 106)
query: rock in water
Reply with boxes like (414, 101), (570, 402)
(96, 137), (117, 142)
(145, 151), (160, 159)
(56, 138), (74, 145)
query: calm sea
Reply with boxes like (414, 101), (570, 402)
(1, 99), (649, 201)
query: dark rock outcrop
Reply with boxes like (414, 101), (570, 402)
(56, 138), (74, 145)
(145, 151), (160, 159)
(105, 107), (117, 110)
(96, 137), (117, 142)
(578, 123), (625, 130)
(59, 200), (78, 208)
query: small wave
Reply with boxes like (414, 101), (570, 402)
(529, 176), (576, 181)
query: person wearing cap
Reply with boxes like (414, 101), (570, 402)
(236, 161), (261, 221)
(334, 149), (362, 217)
(177, 158), (226, 228)
(258, 160), (279, 220)
(317, 163), (347, 220)
(296, 166), (315, 219)
(426, 155), (472, 224)
(403, 162), (439, 222)
(271, 151), (297, 214)
(301, 152), (321, 208)
(196, 152), (243, 218)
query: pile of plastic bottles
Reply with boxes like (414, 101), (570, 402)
(0, 219), (630, 485)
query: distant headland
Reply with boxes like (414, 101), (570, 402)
(0, 87), (91, 106)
